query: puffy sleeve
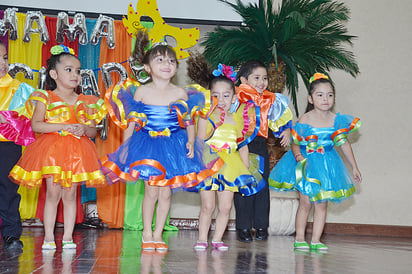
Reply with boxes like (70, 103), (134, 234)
(267, 93), (293, 136)
(25, 89), (50, 119)
(332, 113), (361, 146)
(291, 123), (310, 145)
(0, 83), (36, 145)
(105, 78), (145, 130)
(183, 84), (212, 126)
(75, 94), (107, 125)
(0, 110), (35, 146)
(9, 82), (35, 116)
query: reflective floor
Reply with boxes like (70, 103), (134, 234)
(1, 227), (412, 273)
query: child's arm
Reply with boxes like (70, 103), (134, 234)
(279, 128), (291, 147)
(196, 117), (207, 140)
(239, 145), (250, 169)
(123, 122), (135, 142)
(31, 101), (73, 134)
(186, 124), (195, 158)
(340, 141), (362, 183)
(292, 142), (304, 162)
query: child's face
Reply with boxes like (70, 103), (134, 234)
(144, 53), (177, 80)
(241, 67), (268, 94)
(308, 82), (335, 111)
(211, 81), (235, 112)
(0, 44), (9, 79)
(50, 55), (81, 91)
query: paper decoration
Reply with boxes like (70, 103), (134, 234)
(122, 0), (199, 59)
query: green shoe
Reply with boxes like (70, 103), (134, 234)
(310, 242), (328, 251)
(294, 241), (310, 250)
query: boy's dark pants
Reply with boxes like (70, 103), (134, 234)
(234, 136), (270, 230)
(0, 142), (22, 239)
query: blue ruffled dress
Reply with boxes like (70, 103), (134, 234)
(268, 113), (361, 203)
(101, 80), (214, 191)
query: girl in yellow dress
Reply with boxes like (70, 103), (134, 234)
(188, 56), (265, 251)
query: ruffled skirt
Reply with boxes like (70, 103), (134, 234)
(101, 130), (220, 191)
(268, 149), (355, 203)
(191, 146), (266, 196)
(10, 133), (106, 188)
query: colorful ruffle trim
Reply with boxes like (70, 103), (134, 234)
(292, 117), (362, 148)
(9, 165), (107, 188)
(26, 89), (107, 124)
(100, 155), (225, 190)
(105, 79), (212, 131)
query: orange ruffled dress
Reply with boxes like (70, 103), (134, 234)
(10, 90), (107, 188)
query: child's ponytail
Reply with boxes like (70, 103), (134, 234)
(131, 30), (150, 65)
(186, 51), (214, 89)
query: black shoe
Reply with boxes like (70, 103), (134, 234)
(237, 229), (253, 243)
(255, 228), (268, 241)
(2, 236), (23, 250)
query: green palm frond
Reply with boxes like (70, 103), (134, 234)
(202, 0), (359, 115)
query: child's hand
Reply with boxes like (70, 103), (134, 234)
(69, 124), (86, 137)
(353, 167), (362, 184)
(0, 113), (8, 124)
(186, 142), (194, 159)
(279, 128), (291, 147)
(62, 124), (74, 132)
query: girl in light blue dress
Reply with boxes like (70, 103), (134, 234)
(269, 73), (362, 251)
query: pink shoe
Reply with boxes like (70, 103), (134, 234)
(211, 241), (228, 251)
(193, 241), (208, 251)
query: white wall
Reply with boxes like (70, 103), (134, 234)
(2, 0), (258, 21)
(170, 0), (412, 227)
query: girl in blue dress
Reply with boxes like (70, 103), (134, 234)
(269, 73), (362, 251)
(101, 32), (215, 252)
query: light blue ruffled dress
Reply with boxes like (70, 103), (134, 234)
(268, 113), (361, 203)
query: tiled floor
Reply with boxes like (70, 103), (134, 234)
(1, 227), (412, 273)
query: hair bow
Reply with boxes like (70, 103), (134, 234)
(212, 63), (237, 83)
(309, 73), (329, 83)
(50, 45), (75, 56)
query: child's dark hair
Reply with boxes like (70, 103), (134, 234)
(238, 60), (267, 79)
(45, 52), (80, 91)
(0, 39), (5, 48)
(131, 30), (178, 67)
(186, 51), (235, 93)
(305, 77), (336, 113)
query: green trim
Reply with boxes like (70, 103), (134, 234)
(310, 186), (355, 202)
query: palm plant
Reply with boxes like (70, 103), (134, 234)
(202, 0), (359, 116)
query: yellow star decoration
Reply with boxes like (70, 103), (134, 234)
(122, 0), (200, 59)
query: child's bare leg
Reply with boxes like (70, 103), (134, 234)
(295, 193), (312, 242)
(212, 190), (233, 242)
(44, 177), (62, 242)
(61, 184), (77, 242)
(311, 202), (327, 243)
(152, 186), (171, 242)
(142, 181), (159, 242)
(198, 191), (216, 242)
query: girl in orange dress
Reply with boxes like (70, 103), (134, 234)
(9, 45), (107, 250)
